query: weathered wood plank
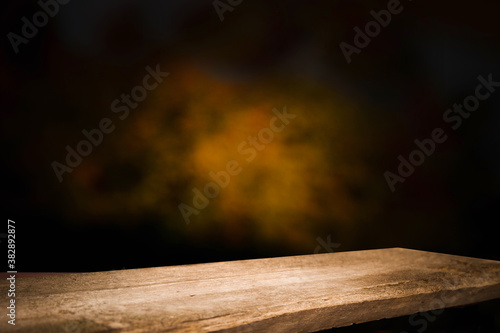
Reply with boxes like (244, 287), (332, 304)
(1, 248), (500, 332)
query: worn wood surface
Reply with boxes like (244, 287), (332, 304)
(1, 248), (500, 332)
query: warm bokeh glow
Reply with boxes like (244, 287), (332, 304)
(58, 61), (387, 251)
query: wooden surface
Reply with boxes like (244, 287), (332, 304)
(2, 248), (500, 332)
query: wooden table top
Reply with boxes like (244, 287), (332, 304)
(2, 248), (500, 332)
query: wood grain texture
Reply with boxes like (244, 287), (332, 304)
(2, 248), (500, 332)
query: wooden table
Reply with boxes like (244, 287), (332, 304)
(1, 248), (500, 332)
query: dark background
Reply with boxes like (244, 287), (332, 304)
(2, 1), (500, 332)
(1, 0), (499, 281)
